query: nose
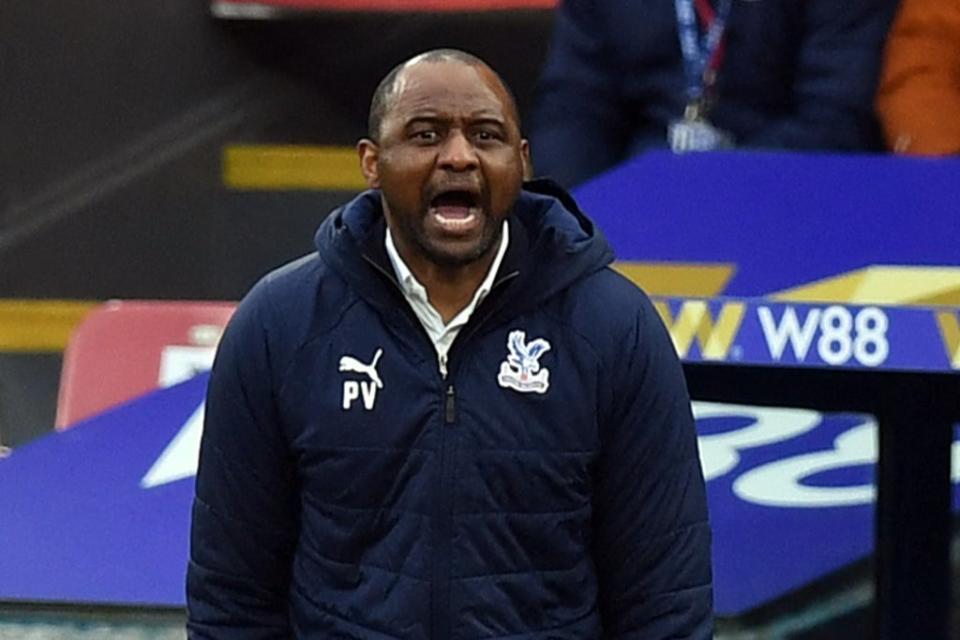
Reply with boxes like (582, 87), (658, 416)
(437, 129), (479, 172)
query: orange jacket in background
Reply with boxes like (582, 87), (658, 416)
(876, 0), (960, 155)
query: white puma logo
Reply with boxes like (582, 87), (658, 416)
(339, 349), (384, 387)
(340, 349), (384, 410)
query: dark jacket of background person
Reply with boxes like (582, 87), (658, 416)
(186, 181), (713, 638)
(531, 0), (901, 187)
(876, 0), (960, 155)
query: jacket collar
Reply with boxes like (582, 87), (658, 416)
(317, 179), (614, 317)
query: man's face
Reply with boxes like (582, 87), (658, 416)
(359, 60), (530, 269)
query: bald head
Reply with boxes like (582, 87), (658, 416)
(367, 49), (520, 142)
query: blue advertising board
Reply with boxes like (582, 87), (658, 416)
(575, 150), (960, 302)
(0, 375), (206, 606)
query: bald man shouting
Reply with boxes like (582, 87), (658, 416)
(187, 50), (712, 639)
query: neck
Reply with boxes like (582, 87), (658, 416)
(402, 245), (499, 324)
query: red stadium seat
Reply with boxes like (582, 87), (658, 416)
(55, 300), (236, 430)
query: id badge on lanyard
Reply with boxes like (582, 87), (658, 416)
(669, 0), (735, 152)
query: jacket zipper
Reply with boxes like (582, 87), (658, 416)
(432, 382), (457, 639)
(363, 254), (518, 638)
(430, 273), (517, 639)
(445, 384), (456, 424)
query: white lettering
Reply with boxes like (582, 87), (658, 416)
(140, 402), (204, 489)
(342, 381), (359, 410)
(758, 307), (820, 362)
(361, 381), (378, 410)
(817, 305), (853, 366)
(853, 306), (889, 367)
(734, 419), (877, 507)
(759, 305), (890, 367)
(694, 402), (821, 482)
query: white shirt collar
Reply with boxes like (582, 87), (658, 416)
(385, 221), (509, 375)
(385, 220), (509, 320)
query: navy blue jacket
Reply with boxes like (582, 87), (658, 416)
(532, 0), (900, 187)
(187, 180), (712, 638)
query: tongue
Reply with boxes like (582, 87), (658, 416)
(433, 205), (472, 219)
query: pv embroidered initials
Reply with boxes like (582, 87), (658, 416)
(340, 348), (384, 410)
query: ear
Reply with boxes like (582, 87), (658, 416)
(520, 139), (533, 180)
(357, 138), (381, 188)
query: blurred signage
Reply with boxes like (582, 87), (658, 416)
(653, 298), (960, 372)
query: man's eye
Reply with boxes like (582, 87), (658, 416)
(475, 130), (501, 142)
(412, 130), (438, 142)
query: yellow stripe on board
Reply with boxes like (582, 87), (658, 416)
(0, 300), (97, 352)
(223, 145), (366, 191)
(613, 261), (735, 297)
(0, 263), (728, 352)
(937, 311), (960, 368)
(772, 266), (960, 306)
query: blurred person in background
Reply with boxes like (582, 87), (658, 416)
(876, 0), (960, 155)
(187, 49), (712, 638)
(531, 0), (901, 187)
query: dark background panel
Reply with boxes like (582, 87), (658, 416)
(0, 2), (555, 300)
(0, 353), (61, 448)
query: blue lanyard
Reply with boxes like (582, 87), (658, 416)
(675, 0), (732, 104)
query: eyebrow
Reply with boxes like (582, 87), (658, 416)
(469, 116), (507, 127)
(402, 113), (507, 128)
(403, 115), (443, 126)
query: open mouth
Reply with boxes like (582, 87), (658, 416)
(429, 190), (481, 231)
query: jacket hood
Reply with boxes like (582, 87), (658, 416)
(314, 178), (614, 313)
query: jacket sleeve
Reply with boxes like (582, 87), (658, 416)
(875, 0), (960, 155)
(593, 293), (712, 639)
(739, 0), (899, 151)
(187, 279), (300, 639)
(530, 0), (631, 188)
